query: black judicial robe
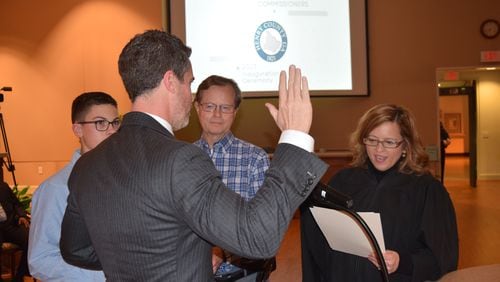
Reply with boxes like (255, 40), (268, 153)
(300, 165), (458, 282)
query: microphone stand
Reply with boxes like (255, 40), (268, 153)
(307, 191), (390, 282)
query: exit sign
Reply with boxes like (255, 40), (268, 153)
(480, 50), (500, 62)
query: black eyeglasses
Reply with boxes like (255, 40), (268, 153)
(363, 137), (404, 149)
(77, 118), (121, 132)
(198, 103), (235, 114)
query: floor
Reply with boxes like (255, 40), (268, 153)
(269, 155), (500, 281)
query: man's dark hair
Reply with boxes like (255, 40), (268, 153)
(195, 75), (242, 108)
(71, 92), (117, 123)
(118, 30), (192, 102)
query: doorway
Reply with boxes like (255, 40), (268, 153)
(437, 66), (500, 185)
(438, 80), (477, 187)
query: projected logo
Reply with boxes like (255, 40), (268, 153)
(254, 21), (288, 62)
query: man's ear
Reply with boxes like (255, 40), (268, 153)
(72, 123), (83, 138)
(193, 101), (201, 115)
(162, 70), (177, 93)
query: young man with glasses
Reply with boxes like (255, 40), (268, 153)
(28, 92), (120, 281)
(193, 75), (274, 281)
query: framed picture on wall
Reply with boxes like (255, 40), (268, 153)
(444, 113), (462, 134)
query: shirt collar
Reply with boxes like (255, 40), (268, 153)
(144, 112), (173, 135)
(199, 132), (235, 153)
(214, 132), (235, 152)
(71, 149), (82, 164)
(367, 161), (399, 182)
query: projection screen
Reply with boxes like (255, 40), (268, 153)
(166, 0), (369, 97)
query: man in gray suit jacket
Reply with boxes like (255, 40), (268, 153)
(60, 30), (328, 281)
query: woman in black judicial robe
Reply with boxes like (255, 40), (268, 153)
(301, 104), (458, 282)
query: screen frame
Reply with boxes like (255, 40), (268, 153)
(164, 0), (370, 98)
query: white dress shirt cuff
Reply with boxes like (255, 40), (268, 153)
(278, 130), (314, 153)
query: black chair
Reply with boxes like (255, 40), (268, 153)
(214, 256), (276, 282)
(1, 242), (21, 280)
(237, 257), (276, 282)
(1, 242), (36, 282)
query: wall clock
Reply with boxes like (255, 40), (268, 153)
(480, 19), (500, 39)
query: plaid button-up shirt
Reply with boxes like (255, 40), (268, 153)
(194, 132), (270, 201)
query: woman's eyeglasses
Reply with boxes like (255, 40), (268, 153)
(363, 137), (403, 149)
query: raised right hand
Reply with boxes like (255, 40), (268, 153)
(265, 65), (312, 133)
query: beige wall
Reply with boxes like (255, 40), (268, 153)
(0, 0), (162, 185)
(476, 71), (500, 179)
(1, 0), (499, 186)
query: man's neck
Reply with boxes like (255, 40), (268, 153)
(131, 88), (173, 124)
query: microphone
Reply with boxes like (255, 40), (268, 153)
(310, 182), (354, 209)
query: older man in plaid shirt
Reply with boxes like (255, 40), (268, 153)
(194, 75), (274, 281)
(193, 75), (270, 200)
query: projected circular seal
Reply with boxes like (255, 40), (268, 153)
(254, 21), (287, 62)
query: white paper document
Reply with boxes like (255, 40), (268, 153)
(310, 207), (386, 258)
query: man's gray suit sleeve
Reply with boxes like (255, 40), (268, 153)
(171, 142), (328, 259)
(60, 179), (102, 270)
